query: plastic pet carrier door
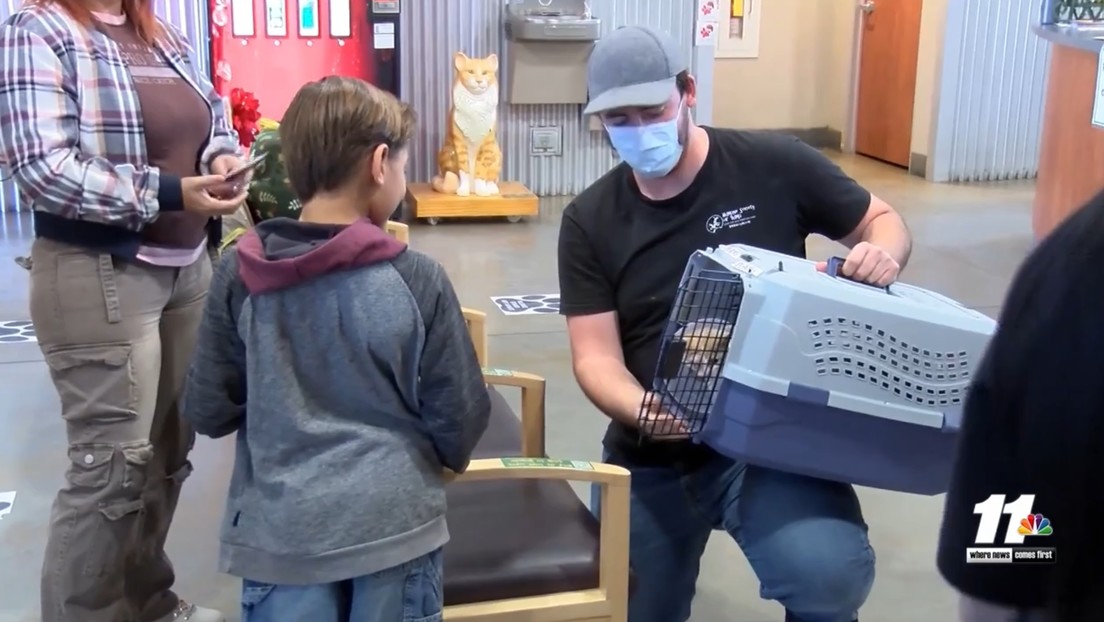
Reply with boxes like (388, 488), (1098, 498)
(642, 259), (743, 439)
(642, 245), (998, 495)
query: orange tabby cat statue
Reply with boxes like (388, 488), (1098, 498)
(431, 52), (503, 197)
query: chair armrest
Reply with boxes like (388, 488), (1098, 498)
(483, 369), (545, 458)
(446, 457), (627, 484)
(446, 458), (631, 619)
(462, 308), (488, 367)
(384, 220), (409, 244)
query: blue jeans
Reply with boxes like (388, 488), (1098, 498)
(240, 549), (443, 622)
(593, 452), (874, 622)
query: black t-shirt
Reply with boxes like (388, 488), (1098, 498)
(557, 127), (871, 467)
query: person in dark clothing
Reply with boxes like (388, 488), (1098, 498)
(937, 188), (1104, 622)
(181, 76), (492, 622)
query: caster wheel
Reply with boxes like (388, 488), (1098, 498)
(506, 215), (523, 223)
(425, 217), (441, 226)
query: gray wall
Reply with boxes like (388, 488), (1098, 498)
(400, 0), (704, 196)
(928, 0), (1051, 182)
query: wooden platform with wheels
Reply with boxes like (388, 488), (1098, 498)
(406, 181), (539, 225)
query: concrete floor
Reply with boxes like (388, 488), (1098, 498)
(0, 153), (1034, 622)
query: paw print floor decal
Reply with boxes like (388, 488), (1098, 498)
(490, 294), (560, 316)
(0, 491), (15, 520)
(0, 320), (36, 344)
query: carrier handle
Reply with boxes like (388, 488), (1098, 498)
(825, 256), (890, 292)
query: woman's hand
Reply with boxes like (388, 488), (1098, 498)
(182, 175), (247, 216)
(212, 154), (254, 183)
(211, 154), (247, 176)
(209, 154), (253, 200)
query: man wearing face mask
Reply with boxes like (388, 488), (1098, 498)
(558, 25), (912, 622)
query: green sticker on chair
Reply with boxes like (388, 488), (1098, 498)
(500, 458), (594, 470)
(483, 368), (515, 377)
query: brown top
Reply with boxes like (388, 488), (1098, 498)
(98, 19), (212, 248)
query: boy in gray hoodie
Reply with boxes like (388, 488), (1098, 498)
(181, 76), (491, 622)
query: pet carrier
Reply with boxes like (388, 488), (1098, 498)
(640, 245), (997, 495)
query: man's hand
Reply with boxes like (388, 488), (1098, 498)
(638, 391), (691, 440)
(815, 241), (900, 287)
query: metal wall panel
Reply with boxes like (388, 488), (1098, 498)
(929, 0), (1050, 182)
(0, 0), (26, 213)
(400, 0), (702, 196)
(157, 0), (212, 76)
(0, 0), (211, 212)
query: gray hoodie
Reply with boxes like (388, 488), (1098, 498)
(182, 217), (491, 585)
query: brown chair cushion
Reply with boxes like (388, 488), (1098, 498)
(443, 387), (601, 606)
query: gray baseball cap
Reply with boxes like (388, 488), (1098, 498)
(584, 25), (687, 115)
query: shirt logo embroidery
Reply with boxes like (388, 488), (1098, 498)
(706, 205), (757, 234)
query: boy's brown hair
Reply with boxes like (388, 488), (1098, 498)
(280, 76), (417, 204)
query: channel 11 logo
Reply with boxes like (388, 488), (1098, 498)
(967, 494), (1056, 564)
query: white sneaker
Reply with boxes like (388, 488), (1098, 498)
(155, 601), (226, 622)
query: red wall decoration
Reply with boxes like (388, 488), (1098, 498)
(209, 0), (378, 121)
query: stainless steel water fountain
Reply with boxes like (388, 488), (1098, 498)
(505, 0), (601, 42)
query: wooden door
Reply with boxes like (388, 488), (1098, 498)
(854, 0), (924, 168)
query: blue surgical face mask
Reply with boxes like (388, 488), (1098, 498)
(605, 101), (685, 179)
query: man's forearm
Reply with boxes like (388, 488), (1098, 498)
(573, 355), (646, 428)
(864, 211), (912, 269)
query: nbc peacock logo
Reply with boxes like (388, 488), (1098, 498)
(1017, 513), (1053, 537)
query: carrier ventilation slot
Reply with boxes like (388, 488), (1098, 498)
(807, 318), (970, 408)
(642, 268), (744, 440)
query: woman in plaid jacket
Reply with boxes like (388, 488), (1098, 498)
(0, 1), (250, 621)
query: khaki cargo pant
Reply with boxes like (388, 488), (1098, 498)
(29, 238), (212, 622)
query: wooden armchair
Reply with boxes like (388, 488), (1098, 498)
(446, 313), (630, 622)
(383, 220), (631, 622)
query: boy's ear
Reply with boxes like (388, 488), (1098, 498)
(370, 144), (390, 185)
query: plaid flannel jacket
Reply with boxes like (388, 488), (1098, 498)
(0, 3), (241, 233)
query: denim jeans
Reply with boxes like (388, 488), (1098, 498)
(593, 451), (875, 622)
(240, 549), (443, 622)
